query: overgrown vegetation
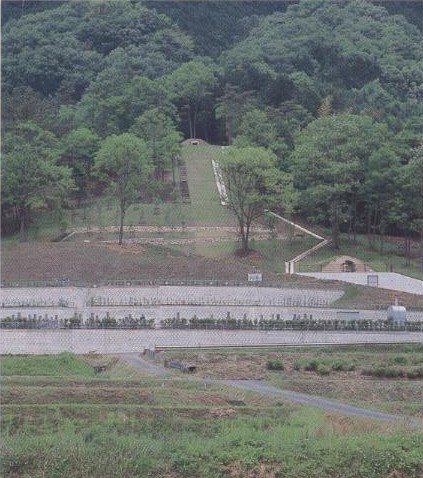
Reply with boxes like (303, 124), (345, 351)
(1, 350), (423, 477)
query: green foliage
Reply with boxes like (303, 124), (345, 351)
(2, 396), (422, 478)
(130, 107), (182, 182)
(1, 122), (75, 240)
(295, 357), (357, 375)
(290, 114), (390, 247)
(2, 350), (423, 477)
(222, 0), (422, 104)
(362, 367), (405, 379)
(165, 58), (218, 138)
(266, 359), (285, 371)
(233, 108), (287, 157)
(1, 0), (422, 247)
(2, 1), (193, 101)
(221, 146), (295, 250)
(60, 127), (100, 198)
(94, 133), (153, 244)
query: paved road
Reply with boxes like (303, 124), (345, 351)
(118, 353), (422, 428)
(299, 272), (423, 296)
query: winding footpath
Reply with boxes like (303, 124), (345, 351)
(118, 353), (423, 429)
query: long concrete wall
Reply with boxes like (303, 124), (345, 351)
(1, 329), (422, 354)
(0, 285), (345, 323)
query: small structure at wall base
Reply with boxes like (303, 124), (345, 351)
(387, 298), (406, 325)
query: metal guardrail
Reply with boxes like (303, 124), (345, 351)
(156, 342), (423, 351)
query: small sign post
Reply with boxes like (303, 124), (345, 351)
(367, 275), (379, 287)
(248, 273), (263, 282)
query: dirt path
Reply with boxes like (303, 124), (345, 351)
(119, 353), (169, 377)
(64, 225), (284, 246)
(217, 379), (422, 428)
(117, 353), (422, 428)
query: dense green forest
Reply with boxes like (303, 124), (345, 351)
(2, 0), (422, 248)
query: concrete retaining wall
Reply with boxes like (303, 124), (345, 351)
(1, 329), (422, 355)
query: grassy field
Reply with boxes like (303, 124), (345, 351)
(1, 349), (423, 478)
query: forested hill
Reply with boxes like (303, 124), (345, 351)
(3, 1), (423, 31)
(2, 0), (422, 245)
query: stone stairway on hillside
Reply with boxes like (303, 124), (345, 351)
(179, 164), (191, 203)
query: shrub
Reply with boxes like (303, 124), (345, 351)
(304, 360), (319, 372)
(317, 364), (331, 376)
(293, 361), (301, 371)
(406, 367), (423, 379)
(266, 359), (284, 371)
(390, 356), (408, 365)
(362, 367), (404, 379)
(331, 360), (356, 372)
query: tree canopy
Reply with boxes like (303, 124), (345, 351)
(2, 122), (75, 240)
(94, 133), (153, 245)
(220, 146), (295, 251)
(1, 0), (422, 248)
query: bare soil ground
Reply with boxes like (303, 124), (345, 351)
(0, 241), (328, 286)
(3, 241), (423, 309)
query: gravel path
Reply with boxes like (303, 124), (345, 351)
(64, 225), (280, 246)
(119, 353), (168, 377)
(218, 380), (422, 428)
(117, 353), (422, 428)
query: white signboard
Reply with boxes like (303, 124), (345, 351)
(367, 275), (379, 287)
(248, 273), (263, 282)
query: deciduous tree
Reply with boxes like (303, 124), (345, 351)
(165, 59), (217, 139)
(1, 122), (75, 241)
(94, 133), (153, 245)
(290, 114), (387, 248)
(220, 146), (294, 252)
(60, 127), (100, 202)
(130, 108), (182, 183)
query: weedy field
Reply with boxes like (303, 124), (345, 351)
(1, 347), (423, 478)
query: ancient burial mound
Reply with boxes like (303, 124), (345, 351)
(323, 255), (371, 273)
(181, 138), (208, 146)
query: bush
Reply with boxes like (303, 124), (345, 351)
(406, 367), (423, 379)
(390, 356), (408, 365)
(362, 367), (404, 379)
(317, 364), (331, 376)
(293, 361), (301, 371)
(331, 360), (356, 372)
(304, 360), (319, 372)
(266, 359), (284, 371)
